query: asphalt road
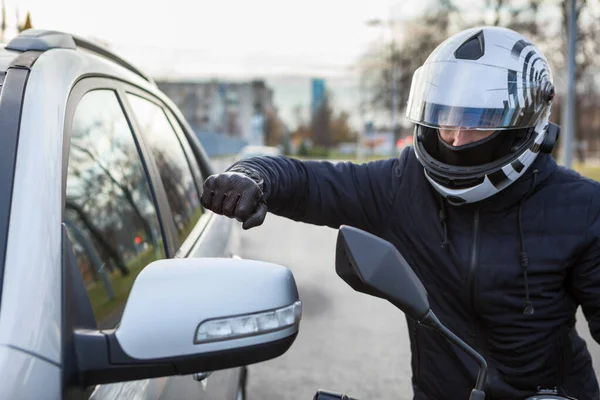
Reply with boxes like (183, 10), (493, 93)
(240, 216), (412, 400)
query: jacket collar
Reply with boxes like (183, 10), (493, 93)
(459, 153), (558, 212)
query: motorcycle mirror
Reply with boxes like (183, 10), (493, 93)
(336, 226), (489, 400)
(335, 225), (430, 321)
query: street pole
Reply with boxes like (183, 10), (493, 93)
(366, 14), (399, 158)
(561, 0), (577, 168)
(356, 77), (366, 164)
(390, 36), (398, 158)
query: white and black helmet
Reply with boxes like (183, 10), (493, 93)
(406, 26), (559, 205)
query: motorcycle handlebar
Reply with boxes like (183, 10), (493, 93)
(314, 389), (574, 400)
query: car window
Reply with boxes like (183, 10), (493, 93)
(64, 89), (166, 329)
(162, 107), (206, 189)
(126, 93), (203, 246)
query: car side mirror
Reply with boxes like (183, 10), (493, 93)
(68, 257), (301, 387)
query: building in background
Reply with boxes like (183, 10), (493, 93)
(157, 79), (276, 147)
(310, 78), (326, 118)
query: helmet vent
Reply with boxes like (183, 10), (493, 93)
(454, 30), (485, 60)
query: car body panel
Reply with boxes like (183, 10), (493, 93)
(0, 45), (244, 399)
(0, 344), (61, 400)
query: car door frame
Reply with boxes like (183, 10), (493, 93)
(62, 77), (218, 259)
(62, 77), (180, 258)
(61, 76), (233, 399)
(118, 84), (213, 257)
(61, 77), (183, 400)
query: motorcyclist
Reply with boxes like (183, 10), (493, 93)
(201, 26), (600, 399)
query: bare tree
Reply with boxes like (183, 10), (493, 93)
(358, 5), (453, 130)
(487, 0), (600, 161)
(359, 0), (600, 161)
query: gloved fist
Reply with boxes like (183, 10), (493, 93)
(201, 172), (268, 230)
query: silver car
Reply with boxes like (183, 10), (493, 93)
(0, 29), (301, 400)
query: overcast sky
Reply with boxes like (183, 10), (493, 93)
(11, 0), (481, 78)
(9, 0), (521, 128)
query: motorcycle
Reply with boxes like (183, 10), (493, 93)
(313, 225), (575, 400)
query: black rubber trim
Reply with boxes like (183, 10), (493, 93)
(107, 330), (297, 376)
(115, 86), (180, 255)
(173, 110), (216, 178)
(71, 328), (296, 388)
(73, 329), (176, 388)
(9, 50), (43, 69)
(120, 85), (214, 256)
(487, 169), (509, 189)
(61, 224), (97, 397)
(511, 159), (525, 173)
(0, 67), (29, 317)
(163, 107), (205, 194)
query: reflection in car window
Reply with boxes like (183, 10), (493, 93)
(64, 90), (165, 329)
(162, 107), (206, 188)
(127, 94), (203, 245)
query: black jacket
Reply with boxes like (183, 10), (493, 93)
(228, 148), (600, 400)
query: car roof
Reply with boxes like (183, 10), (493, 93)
(4, 29), (154, 84)
(0, 29), (185, 360)
(0, 28), (187, 125)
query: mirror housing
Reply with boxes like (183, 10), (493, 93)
(71, 258), (301, 387)
(335, 225), (430, 321)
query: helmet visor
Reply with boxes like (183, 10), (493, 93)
(405, 61), (551, 130)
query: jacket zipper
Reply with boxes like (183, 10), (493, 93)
(468, 209), (480, 313)
(412, 321), (421, 383)
(469, 209), (488, 384)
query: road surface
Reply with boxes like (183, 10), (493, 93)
(240, 216), (412, 400)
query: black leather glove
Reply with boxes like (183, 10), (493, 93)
(201, 172), (268, 230)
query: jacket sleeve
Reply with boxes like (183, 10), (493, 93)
(569, 187), (600, 344)
(226, 151), (410, 234)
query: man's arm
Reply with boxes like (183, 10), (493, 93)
(225, 151), (409, 234)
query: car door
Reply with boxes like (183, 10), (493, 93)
(63, 79), (180, 400)
(120, 85), (243, 400)
(61, 77), (237, 400)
